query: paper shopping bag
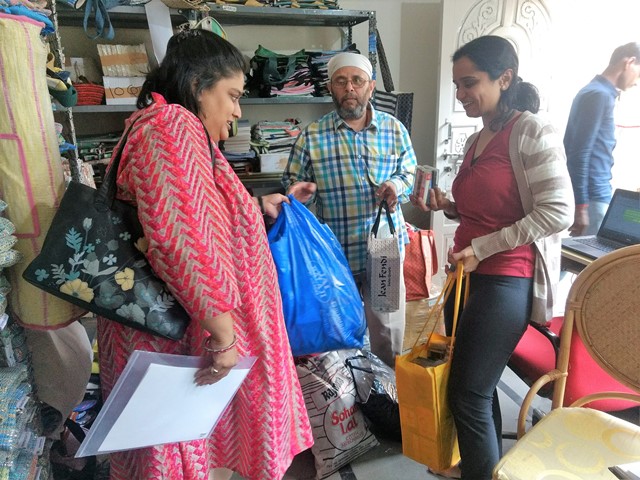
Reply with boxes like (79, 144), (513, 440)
(367, 200), (401, 312)
(396, 266), (467, 471)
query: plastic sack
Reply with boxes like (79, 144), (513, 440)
(345, 350), (401, 441)
(267, 196), (366, 356)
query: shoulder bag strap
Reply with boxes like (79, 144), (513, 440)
(375, 28), (394, 93)
(95, 120), (137, 211)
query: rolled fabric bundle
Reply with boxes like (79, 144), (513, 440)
(0, 13), (86, 328)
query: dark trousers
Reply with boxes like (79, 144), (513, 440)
(444, 273), (533, 480)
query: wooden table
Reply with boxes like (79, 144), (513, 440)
(561, 247), (593, 275)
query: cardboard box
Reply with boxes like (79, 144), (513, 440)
(260, 153), (290, 173)
(103, 76), (145, 105)
(97, 44), (149, 77)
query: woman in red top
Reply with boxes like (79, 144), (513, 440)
(411, 36), (573, 479)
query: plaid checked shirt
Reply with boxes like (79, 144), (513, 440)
(282, 106), (417, 275)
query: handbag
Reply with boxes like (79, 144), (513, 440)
(366, 200), (401, 312)
(267, 196), (366, 356)
(404, 224), (438, 301)
(373, 28), (414, 134)
(395, 264), (468, 471)
(22, 122), (191, 341)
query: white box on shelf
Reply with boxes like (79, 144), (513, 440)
(103, 76), (145, 105)
(260, 153), (290, 173)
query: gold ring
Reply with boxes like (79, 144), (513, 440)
(210, 366), (219, 375)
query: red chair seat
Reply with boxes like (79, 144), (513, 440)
(510, 316), (636, 411)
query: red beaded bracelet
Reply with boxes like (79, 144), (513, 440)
(203, 334), (237, 354)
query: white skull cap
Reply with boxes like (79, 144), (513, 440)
(327, 52), (373, 80)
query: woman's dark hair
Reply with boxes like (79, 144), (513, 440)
(452, 35), (540, 131)
(137, 29), (246, 113)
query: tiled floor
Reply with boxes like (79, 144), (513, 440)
(230, 366), (551, 480)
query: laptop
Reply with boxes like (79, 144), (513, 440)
(562, 189), (640, 260)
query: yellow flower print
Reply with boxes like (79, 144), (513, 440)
(60, 279), (95, 302)
(134, 237), (149, 254)
(114, 267), (135, 291)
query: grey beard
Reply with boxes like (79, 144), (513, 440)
(333, 97), (366, 120)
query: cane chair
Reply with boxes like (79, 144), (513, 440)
(493, 244), (640, 480)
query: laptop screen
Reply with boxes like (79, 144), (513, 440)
(599, 189), (640, 245)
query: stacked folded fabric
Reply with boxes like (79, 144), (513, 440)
(251, 120), (301, 156)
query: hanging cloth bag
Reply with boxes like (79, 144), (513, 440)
(373, 28), (415, 134)
(22, 121), (194, 341)
(396, 264), (468, 471)
(404, 224), (438, 301)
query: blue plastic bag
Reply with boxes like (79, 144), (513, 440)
(268, 196), (366, 356)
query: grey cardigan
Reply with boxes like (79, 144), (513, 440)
(463, 111), (575, 325)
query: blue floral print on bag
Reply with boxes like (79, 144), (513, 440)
(23, 123), (190, 340)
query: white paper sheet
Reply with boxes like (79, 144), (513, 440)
(76, 351), (255, 456)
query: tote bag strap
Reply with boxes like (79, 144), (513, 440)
(409, 262), (469, 355)
(371, 199), (396, 236)
(375, 28), (394, 93)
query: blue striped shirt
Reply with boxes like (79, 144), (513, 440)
(282, 106), (417, 274)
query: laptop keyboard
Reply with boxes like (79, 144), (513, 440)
(575, 237), (620, 252)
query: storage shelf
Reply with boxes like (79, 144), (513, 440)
(55, 4), (373, 29)
(60, 96), (333, 113)
(237, 172), (283, 189)
(55, 4), (186, 28)
(205, 4), (373, 27)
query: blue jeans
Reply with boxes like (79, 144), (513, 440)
(444, 273), (533, 480)
(586, 200), (609, 235)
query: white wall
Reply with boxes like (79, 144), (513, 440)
(547, 0), (640, 192)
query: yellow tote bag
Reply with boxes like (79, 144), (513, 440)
(396, 265), (467, 471)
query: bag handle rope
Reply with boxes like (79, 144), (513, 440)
(409, 262), (469, 357)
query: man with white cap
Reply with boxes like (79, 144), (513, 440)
(283, 52), (417, 367)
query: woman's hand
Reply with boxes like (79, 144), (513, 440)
(259, 193), (290, 219)
(194, 345), (238, 386)
(288, 181), (317, 203)
(410, 187), (453, 214)
(450, 245), (479, 273)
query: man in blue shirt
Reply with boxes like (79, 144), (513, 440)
(564, 42), (640, 236)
